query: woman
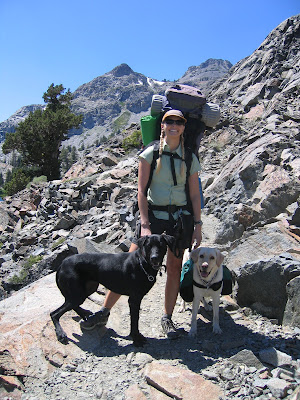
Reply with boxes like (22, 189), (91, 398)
(81, 109), (202, 339)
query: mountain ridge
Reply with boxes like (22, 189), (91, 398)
(0, 58), (232, 147)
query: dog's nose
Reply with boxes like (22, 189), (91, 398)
(150, 255), (160, 266)
(151, 255), (159, 262)
(202, 262), (208, 269)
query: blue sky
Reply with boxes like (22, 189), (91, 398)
(0, 0), (299, 122)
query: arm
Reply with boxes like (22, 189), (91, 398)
(138, 158), (152, 237)
(188, 172), (202, 248)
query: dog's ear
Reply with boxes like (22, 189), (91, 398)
(190, 247), (201, 263)
(137, 236), (148, 249)
(216, 250), (224, 267)
(162, 234), (175, 250)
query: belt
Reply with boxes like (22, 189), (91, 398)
(148, 204), (190, 214)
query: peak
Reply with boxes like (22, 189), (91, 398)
(110, 64), (134, 77)
(198, 59), (233, 69)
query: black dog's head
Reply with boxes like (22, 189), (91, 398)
(137, 234), (175, 269)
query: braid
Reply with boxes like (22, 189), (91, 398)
(155, 129), (165, 174)
(180, 134), (185, 177)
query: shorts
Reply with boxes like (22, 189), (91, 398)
(132, 211), (194, 256)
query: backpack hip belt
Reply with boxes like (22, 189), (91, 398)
(148, 203), (191, 214)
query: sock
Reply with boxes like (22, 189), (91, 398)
(100, 306), (110, 316)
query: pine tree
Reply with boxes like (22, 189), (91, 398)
(3, 84), (82, 181)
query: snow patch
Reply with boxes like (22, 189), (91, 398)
(147, 77), (165, 87)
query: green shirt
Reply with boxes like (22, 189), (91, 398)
(140, 141), (201, 220)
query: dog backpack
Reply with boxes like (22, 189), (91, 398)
(221, 265), (234, 295)
(179, 260), (234, 302)
(179, 257), (194, 302)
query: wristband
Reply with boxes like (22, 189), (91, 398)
(194, 220), (203, 227)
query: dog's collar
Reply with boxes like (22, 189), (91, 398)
(195, 268), (220, 289)
(193, 279), (223, 291)
(137, 254), (156, 282)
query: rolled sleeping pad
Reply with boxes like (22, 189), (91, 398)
(140, 115), (159, 146)
(201, 103), (220, 127)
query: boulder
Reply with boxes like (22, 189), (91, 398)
(283, 275), (300, 328)
(234, 253), (300, 323)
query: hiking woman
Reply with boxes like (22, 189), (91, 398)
(81, 109), (202, 339)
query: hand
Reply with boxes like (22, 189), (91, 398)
(191, 225), (202, 248)
(141, 225), (151, 237)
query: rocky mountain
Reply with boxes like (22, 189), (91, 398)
(178, 58), (233, 87)
(0, 59), (232, 151)
(199, 14), (300, 245)
(0, 14), (299, 400)
(0, 104), (44, 142)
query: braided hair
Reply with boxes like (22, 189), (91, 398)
(155, 128), (186, 178)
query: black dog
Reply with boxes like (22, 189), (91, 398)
(50, 234), (174, 346)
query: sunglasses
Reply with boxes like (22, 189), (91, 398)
(164, 118), (185, 126)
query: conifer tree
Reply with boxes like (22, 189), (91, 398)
(3, 84), (82, 180)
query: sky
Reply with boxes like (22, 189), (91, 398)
(0, 0), (299, 123)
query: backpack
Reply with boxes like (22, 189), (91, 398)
(179, 259), (233, 302)
(132, 139), (195, 221)
(143, 140), (194, 212)
(141, 84), (220, 157)
(137, 84), (214, 217)
(165, 84), (206, 114)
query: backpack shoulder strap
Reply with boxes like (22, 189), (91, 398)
(184, 147), (193, 213)
(142, 142), (194, 216)
(144, 141), (159, 195)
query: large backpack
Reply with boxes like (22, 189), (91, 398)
(144, 140), (194, 207)
(141, 84), (221, 158)
(132, 140), (195, 219)
(138, 84), (214, 215)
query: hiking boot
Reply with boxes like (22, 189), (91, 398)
(161, 315), (180, 339)
(80, 310), (110, 331)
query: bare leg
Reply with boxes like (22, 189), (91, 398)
(160, 249), (183, 339)
(164, 249), (183, 316)
(81, 242), (138, 330)
(103, 242), (138, 309)
(103, 290), (122, 308)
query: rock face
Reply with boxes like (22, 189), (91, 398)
(235, 254), (300, 323)
(178, 58), (233, 89)
(199, 14), (300, 246)
(0, 104), (44, 141)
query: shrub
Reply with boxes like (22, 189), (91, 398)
(4, 168), (31, 195)
(52, 237), (66, 250)
(122, 130), (142, 152)
(8, 255), (43, 285)
(112, 111), (131, 134)
(26, 175), (48, 188)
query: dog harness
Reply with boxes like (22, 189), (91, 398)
(193, 268), (223, 291)
(192, 280), (223, 291)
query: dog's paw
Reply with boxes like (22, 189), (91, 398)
(58, 334), (69, 345)
(213, 325), (222, 334)
(178, 305), (186, 313)
(131, 333), (147, 347)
